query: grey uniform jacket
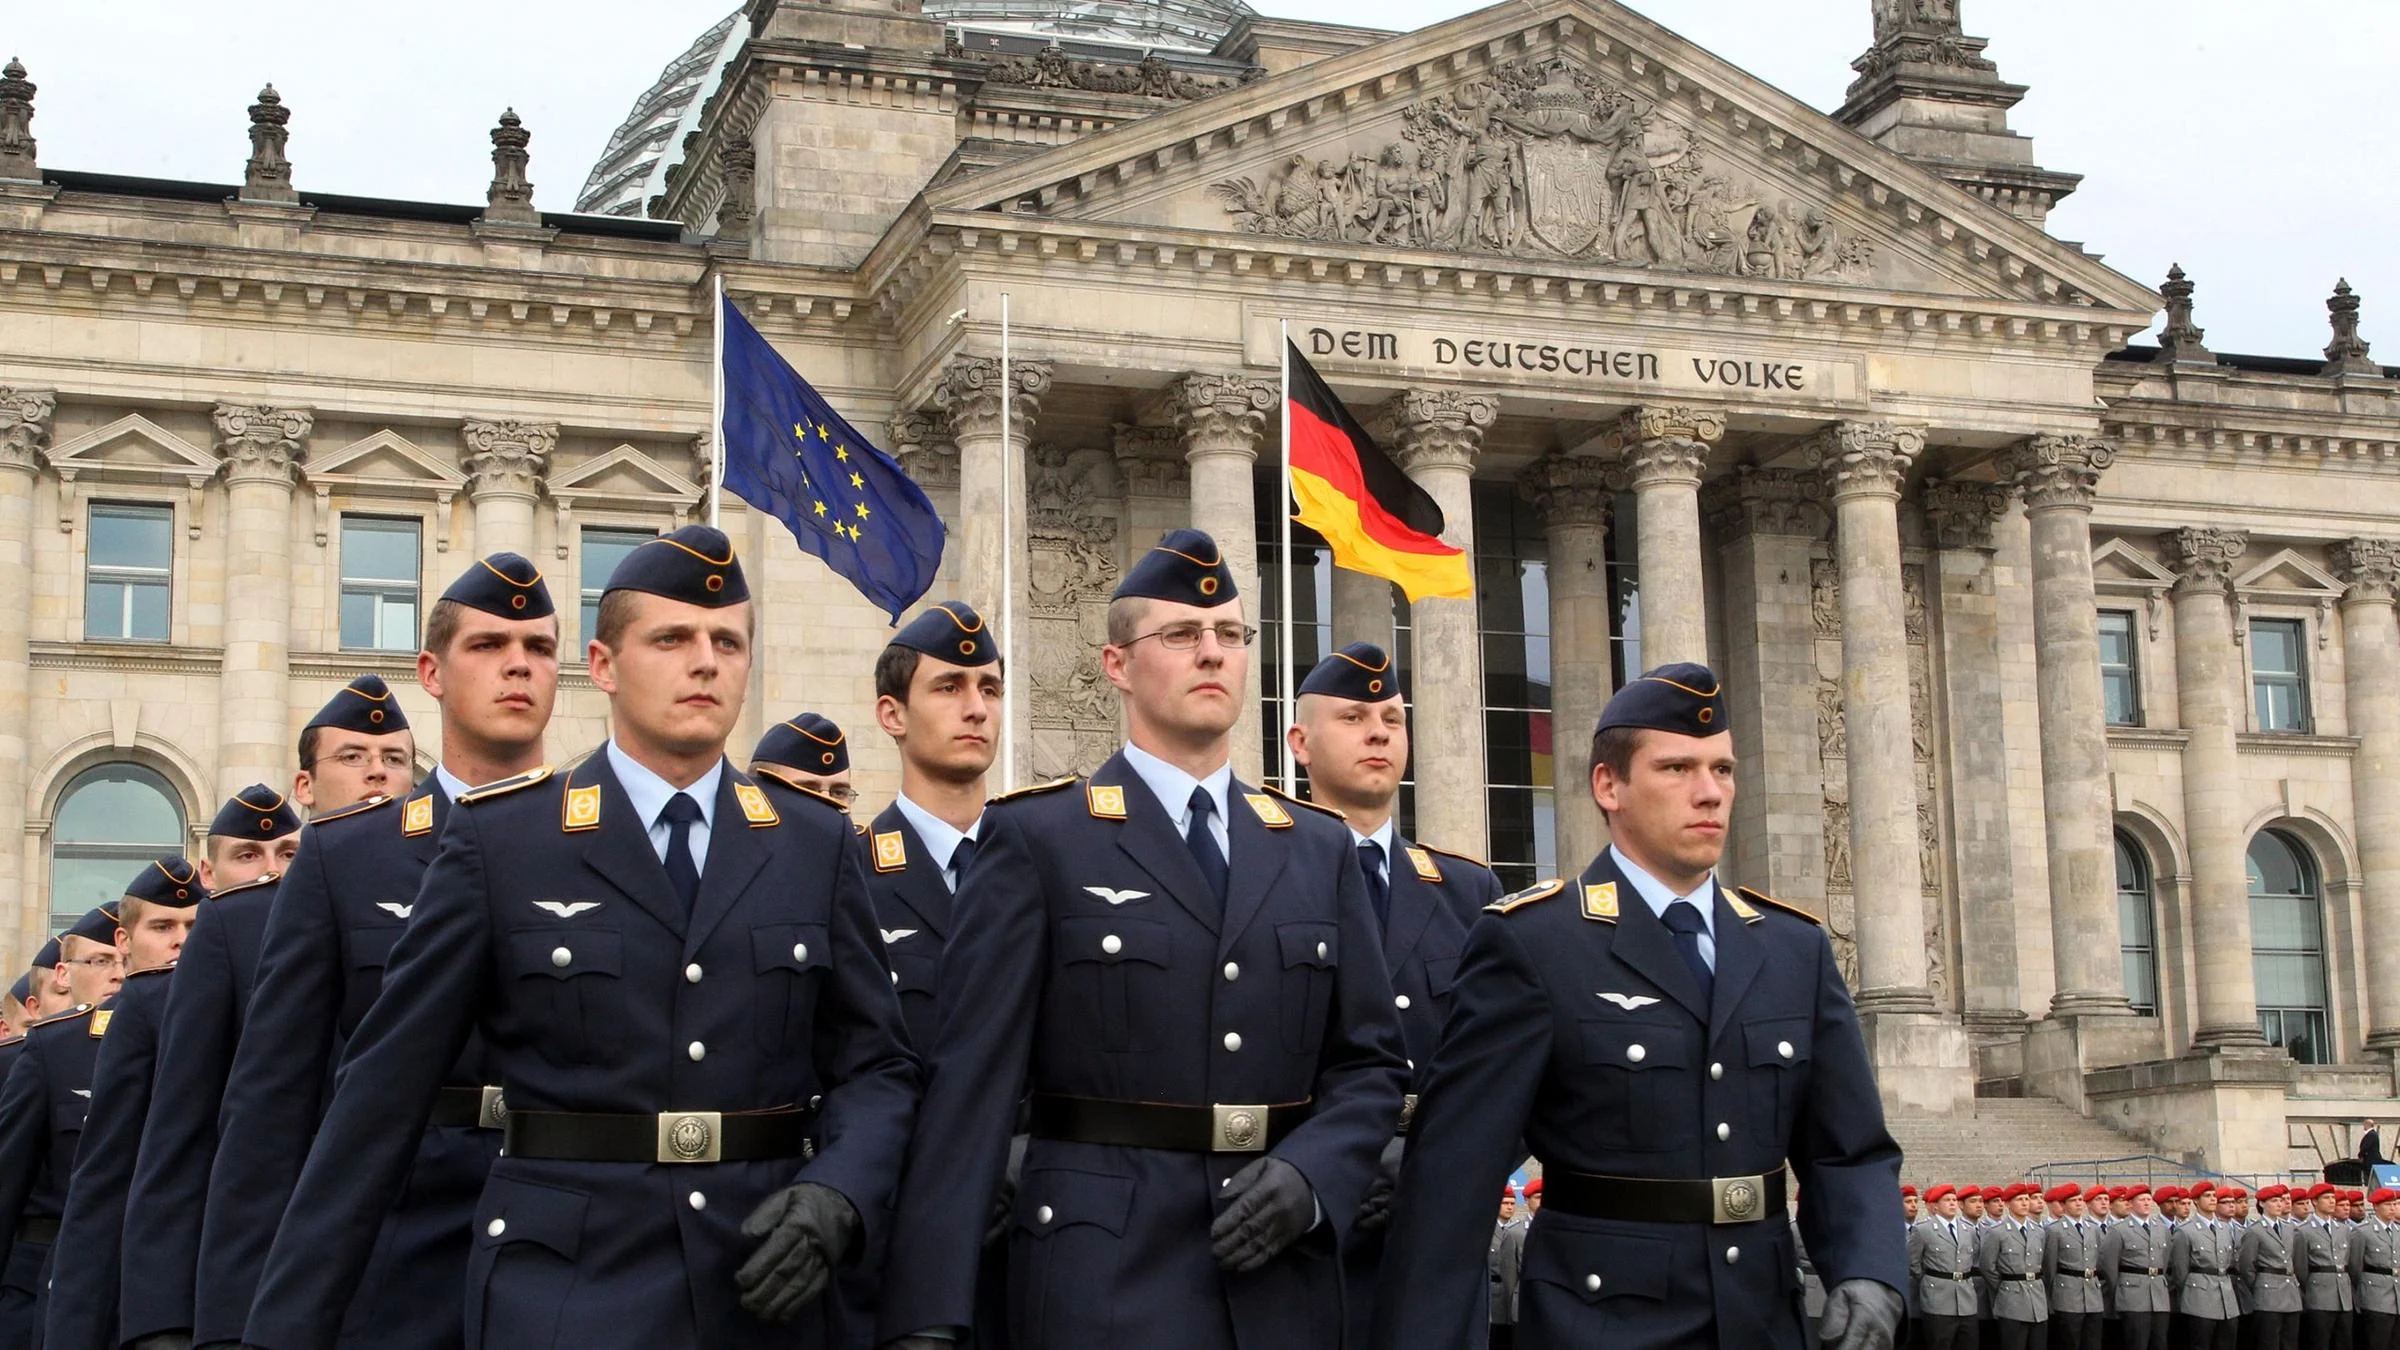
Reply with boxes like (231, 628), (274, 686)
(1978, 1221), (2049, 1323)
(2235, 1220), (2304, 1314)
(2101, 1216), (2173, 1314)
(1488, 1218), (1525, 1327)
(2170, 1220), (2241, 1320)
(1909, 1218), (1981, 1317)
(2352, 1220), (2400, 1315)
(2044, 1219), (2107, 1315)
(2302, 1220), (2357, 1311)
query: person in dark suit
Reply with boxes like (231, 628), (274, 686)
(244, 525), (917, 1350)
(2363, 1121), (2386, 1169)
(1284, 639), (1501, 1345)
(1369, 663), (1908, 1350)
(756, 711), (858, 807)
(877, 528), (1409, 1350)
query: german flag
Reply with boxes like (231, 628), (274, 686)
(1284, 341), (1474, 602)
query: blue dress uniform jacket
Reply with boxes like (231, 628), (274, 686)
(43, 965), (176, 1350)
(246, 756), (919, 1350)
(0, 1037), (26, 1350)
(863, 801), (955, 1055)
(115, 874), (277, 1343)
(195, 781), (496, 1348)
(0, 1002), (107, 1342)
(1368, 851), (1908, 1350)
(876, 753), (1410, 1350)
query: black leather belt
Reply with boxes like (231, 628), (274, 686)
(1543, 1166), (1787, 1225)
(2130, 1267), (2164, 1277)
(2058, 1265), (2094, 1277)
(2368, 1264), (2396, 1276)
(430, 1085), (508, 1130)
(1028, 1093), (1310, 1154)
(14, 1216), (56, 1245)
(1931, 1272), (1973, 1281)
(2308, 1265), (2344, 1275)
(502, 1106), (816, 1164)
(2004, 1273), (2040, 1282)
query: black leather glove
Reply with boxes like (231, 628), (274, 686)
(735, 1182), (860, 1323)
(1208, 1156), (1316, 1273)
(131, 1337), (195, 1350)
(1354, 1136), (1406, 1233)
(1819, 1278), (1904, 1350)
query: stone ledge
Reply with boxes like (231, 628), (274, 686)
(2105, 727), (2190, 751)
(2085, 1047), (2296, 1098)
(29, 640), (217, 675)
(2236, 732), (2360, 758)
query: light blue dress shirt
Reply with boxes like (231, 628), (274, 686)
(892, 793), (981, 893)
(605, 739), (723, 876)
(432, 765), (475, 805)
(1349, 817), (1396, 886)
(1121, 742), (1232, 858)
(1609, 844), (1718, 972)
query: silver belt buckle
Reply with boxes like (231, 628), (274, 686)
(1711, 1172), (1769, 1224)
(1210, 1104), (1270, 1153)
(477, 1085), (509, 1131)
(1397, 1093), (1418, 1135)
(657, 1110), (724, 1164)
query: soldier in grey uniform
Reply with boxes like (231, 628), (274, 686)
(1910, 1184), (1981, 1350)
(1979, 1185), (2048, 1350)
(2042, 1183), (2105, 1350)
(2171, 1183), (2240, 1350)
(2352, 1187), (2400, 1350)
(2299, 1183), (2355, 1350)
(2234, 1183), (2301, 1350)
(1489, 1187), (1525, 1350)
(2101, 1184), (2172, 1350)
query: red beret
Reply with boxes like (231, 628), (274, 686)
(2044, 1183), (2079, 1203)
(2219, 1186), (2247, 1200)
(2190, 1182), (2216, 1197)
(1900, 1185), (1917, 1197)
(2258, 1184), (2288, 1201)
(2155, 1186), (2182, 1201)
(1981, 1186), (2006, 1201)
(2309, 1182), (2337, 1199)
(2346, 1189), (2367, 1203)
(2125, 1184), (2150, 1198)
(2373, 1188), (2399, 1205)
(2012, 1183), (2041, 1199)
(1524, 1178), (1542, 1197)
(1926, 1184), (1956, 1202)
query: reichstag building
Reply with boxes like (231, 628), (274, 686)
(2, 0), (2396, 1176)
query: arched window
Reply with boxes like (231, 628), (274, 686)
(2116, 832), (2159, 1015)
(2248, 829), (2331, 1064)
(49, 764), (185, 931)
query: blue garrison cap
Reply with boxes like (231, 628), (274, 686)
(65, 904), (121, 944)
(31, 939), (58, 971)
(1299, 642), (1402, 703)
(1597, 662), (1729, 737)
(208, 784), (304, 842)
(441, 551), (555, 619)
(603, 524), (748, 607)
(7, 974), (27, 1005)
(124, 857), (206, 909)
(306, 675), (410, 735)
(1115, 529), (1237, 607)
(889, 600), (998, 668)
(754, 713), (847, 774)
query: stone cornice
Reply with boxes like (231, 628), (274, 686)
(2102, 409), (2400, 467)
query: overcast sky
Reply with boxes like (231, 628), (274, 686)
(8, 1), (2391, 358)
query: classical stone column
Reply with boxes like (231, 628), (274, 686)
(1377, 390), (1497, 856)
(1807, 421), (1936, 1013)
(461, 419), (555, 558)
(214, 404), (311, 798)
(1610, 405), (1724, 669)
(0, 390), (54, 951)
(933, 355), (1050, 781)
(1167, 375), (1278, 782)
(1330, 569), (1395, 655)
(1523, 452), (1618, 871)
(2164, 526), (2265, 1048)
(2333, 539), (2400, 1054)
(2000, 435), (2131, 1016)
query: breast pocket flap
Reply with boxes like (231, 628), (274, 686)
(1744, 1015), (1813, 1067)
(1056, 915), (1170, 968)
(753, 922), (831, 975)
(1276, 921), (1338, 970)
(1016, 1166), (1135, 1239)
(1579, 1019), (1686, 1071)
(505, 927), (622, 981)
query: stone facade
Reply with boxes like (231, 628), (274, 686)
(2, 0), (2397, 1176)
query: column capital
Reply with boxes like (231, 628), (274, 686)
(1702, 465), (1825, 542)
(461, 418), (557, 502)
(1111, 424), (1188, 498)
(889, 410), (959, 490)
(1374, 389), (1498, 475)
(2332, 538), (2400, 606)
(213, 403), (312, 486)
(0, 387), (56, 474)
(1608, 405), (1724, 489)
(2162, 526), (2248, 596)
(2002, 434), (2116, 511)
(1168, 373), (1277, 462)
(932, 354), (1051, 444)
(1803, 420), (1925, 502)
(1920, 477), (2011, 553)
(714, 135), (757, 244)
(1519, 452), (1619, 529)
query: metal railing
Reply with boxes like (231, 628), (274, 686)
(2026, 1155), (2326, 1192)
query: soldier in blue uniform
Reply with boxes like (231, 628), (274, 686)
(1282, 639), (1501, 1345)
(191, 556), (559, 1350)
(0, 940), (61, 1350)
(246, 525), (917, 1350)
(48, 785), (299, 1350)
(879, 528), (1409, 1350)
(755, 712), (859, 806)
(1370, 664), (1907, 1350)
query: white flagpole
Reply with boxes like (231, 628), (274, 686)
(710, 273), (726, 527)
(1278, 321), (1297, 794)
(1000, 291), (1017, 793)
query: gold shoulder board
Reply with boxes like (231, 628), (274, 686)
(1419, 841), (1491, 869)
(208, 873), (280, 899)
(310, 794), (395, 827)
(1486, 878), (1564, 915)
(1262, 783), (1345, 820)
(459, 765), (556, 805)
(989, 776), (1077, 805)
(1736, 886), (1822, 927)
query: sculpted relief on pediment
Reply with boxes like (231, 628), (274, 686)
(1206, 56), (1876, 284)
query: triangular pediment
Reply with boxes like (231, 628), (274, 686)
(548, 445), (702, 506)
(926, 0), (2155, 316)
(2090, 538), (2175, 589)
(44, 414), (218, 482)
(2236, 548), (2342, 597)
(310, 430), (466, 490)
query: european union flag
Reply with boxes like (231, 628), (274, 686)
(718, 296), (946, 622)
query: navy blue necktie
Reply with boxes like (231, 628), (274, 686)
(1185, 787), (1228, 907)
(947, 836), (977, 892)
(1357, 840), (1390, 930)
(1661, 899), (1712, 1003)
(660, 792), (703, 916)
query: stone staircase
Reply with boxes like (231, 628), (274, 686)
(1890, 1097), (2179, 1187)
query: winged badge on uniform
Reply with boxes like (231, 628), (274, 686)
(376, 903), (413, 919)
(1597, 992), (1662, 1011)
(1084, 887), (1149, 906)
(880, 929), (919, 945)
(533, 901), (603, 919)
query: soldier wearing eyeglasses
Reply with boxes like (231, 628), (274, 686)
(754, 713), (858, 807)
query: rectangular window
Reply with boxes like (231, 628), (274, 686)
(580, 527), (656, 647)
(2250, 618), (2311, 733)
(339, 516), (422, 651)
(85, 502), (173, 641)
(2098, 609), (2142, 727)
